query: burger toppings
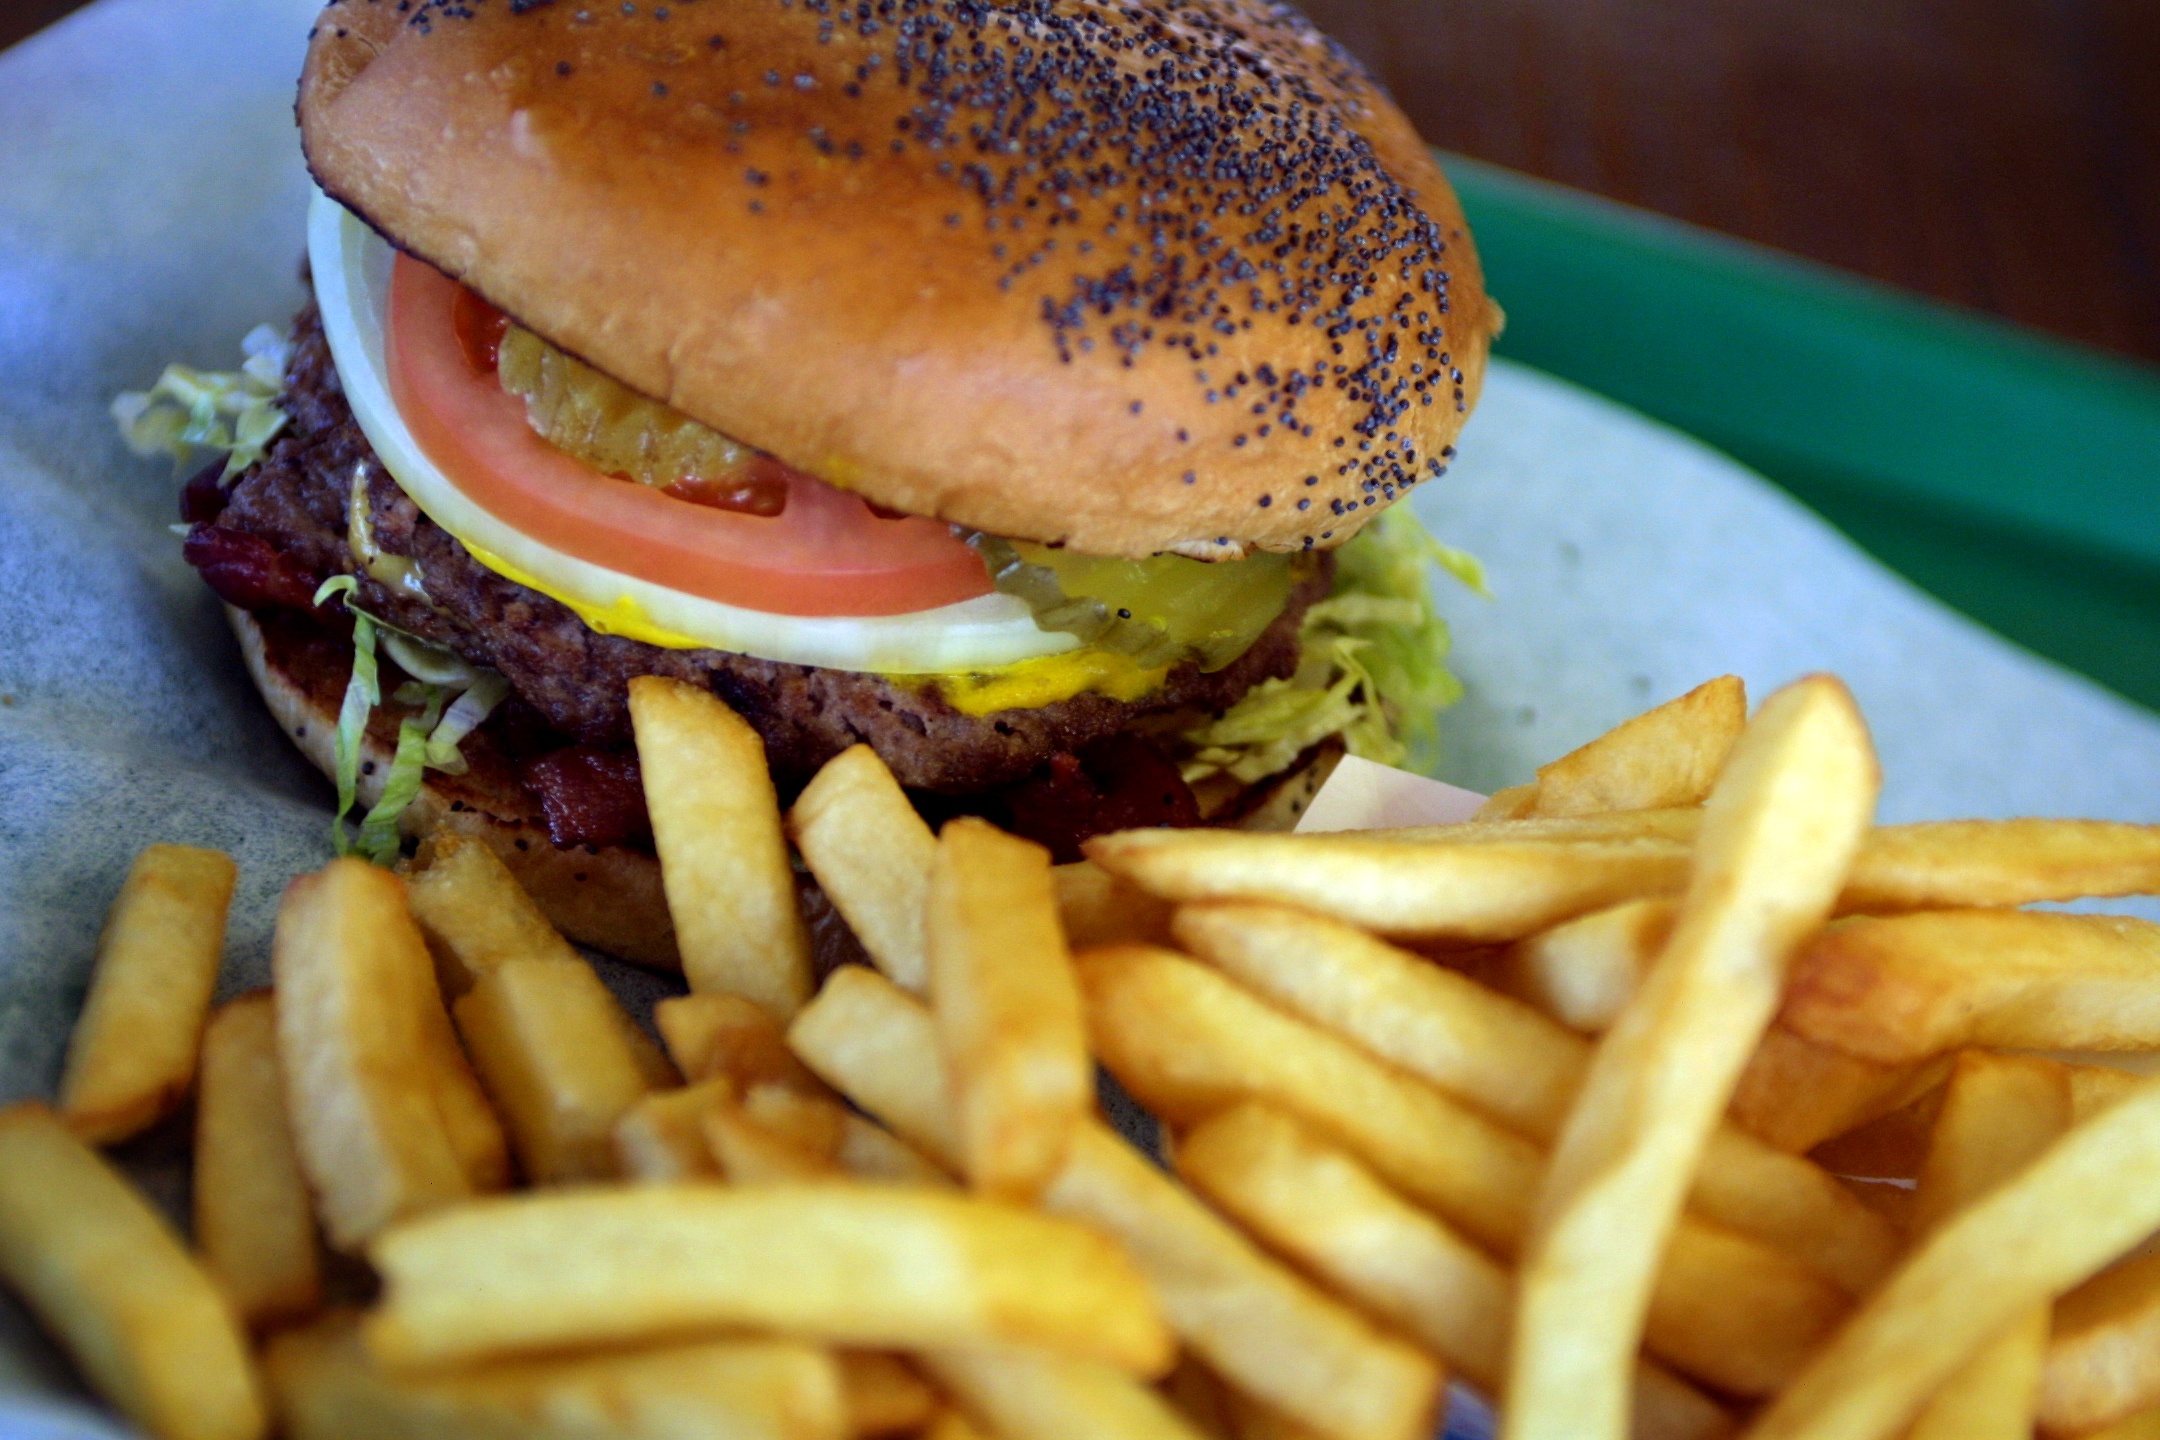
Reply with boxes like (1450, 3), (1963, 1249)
(493, 310), (795, 518)
(969, 535), (1297, 673)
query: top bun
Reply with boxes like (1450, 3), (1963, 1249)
(299, 0), (1499, 559)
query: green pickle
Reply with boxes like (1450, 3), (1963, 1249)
(970, 535), (1295, 672)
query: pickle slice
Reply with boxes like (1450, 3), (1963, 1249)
(497, 326), (764, 495)
(970, 535), (1295, 672)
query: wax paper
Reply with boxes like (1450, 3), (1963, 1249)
(5, 0), (2160, 1430)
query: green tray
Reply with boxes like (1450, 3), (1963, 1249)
(1440, 155), (2160, 716)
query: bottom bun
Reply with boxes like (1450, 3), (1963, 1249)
(228, 605), (681, 971)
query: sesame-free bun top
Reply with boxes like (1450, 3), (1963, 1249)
(299, 0), (1498, 559)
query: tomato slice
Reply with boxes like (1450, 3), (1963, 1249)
(386, 255), (993, 618)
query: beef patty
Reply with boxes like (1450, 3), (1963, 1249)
(202, 303), (1330, 794)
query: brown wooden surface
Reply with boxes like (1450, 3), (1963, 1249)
(7, 0), (2158, 365)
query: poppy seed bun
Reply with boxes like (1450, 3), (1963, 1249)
(297, 0), (1497, 560)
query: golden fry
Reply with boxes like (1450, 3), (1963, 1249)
(364, 1183), (1172, 1373)
(657, 990), (825, 1093)
(1171, 902), (1897, 1295)
(1084, 829), (1690, 945)
(790, 744), (938, 993)
(1053, 860), (1175, 950)
(1474, 676), (1746, 819)
(1782, 910), (2160, 1062)
(922, 1345), (1212, 1440)
(2043, 1249), (2160, 1435)
(613, 1077), (729, 1182)
(929, 818), (1089, 1197)
(1749, 1074), (2160, 1440)
(273, 859), (471, 1249)
(194, 993), (321, 1328)
(837, 1352), (937, 1437)
(1904, 1052), (2069, 1440)
(453, 955), (655, 1184)
(705, 1099), (846, 1184)
(1727, 1025), (1948, 1155)
(1493, 896), (1675, 1033)
(58, 843), (236, 1144)
(0, 1102), (263, 1440)
(837, 1114), (952, 1187)
(268, 1311), (845, 1440)
(629, 676), (812, 1016)
(1174, 1104), (1731, 1440)
(787, 972), (1436, 1439)
(788, 967), (965, 1169)
(403, 831), (579, 995)
(1040, 1125), (1444, 1440)
(1840, 817), (2160, 912)
(1506, 675), (1878, 1440)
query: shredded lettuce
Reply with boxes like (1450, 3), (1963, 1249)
(1181, 508), (1485, 786)
(111, 325), (291, 479)
(313, 576), (511, 863)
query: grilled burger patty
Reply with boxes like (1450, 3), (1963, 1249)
(198, 303), (1328, 795)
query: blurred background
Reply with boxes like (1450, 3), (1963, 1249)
(5, 0), (2157, 709)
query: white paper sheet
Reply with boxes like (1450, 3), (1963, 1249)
(4, 0), (2159, 1429)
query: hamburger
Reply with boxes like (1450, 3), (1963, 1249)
(116, 0), (1497, 966)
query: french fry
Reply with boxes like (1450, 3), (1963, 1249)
(1840, 818), (2160, 912)
(613, 1077), (729, 1182)
(1170, 902), (1898, 1294)
(629, 675), (813, 1016)
(453, 955), (655, 1184)
(1493, 897), (1675, 1032)
(1174, 1104), (1731, 1440)
(403, 831), (580, 994)
(273, 859), (472, 1248)
(1727, 1025), (1949, 1155)
(922, 1345), (1212, 1440)
(1078, 942), (1542, 1254)
(789, 966), (966, 1169)
(1078, 941), (1859, 1362)
(58, 843), (236, 1144)
(706, 1098), (846, 1183)
(406, 830), (671, 1102)
(409, 963), (514, 1195)
(1902, 1052), (2070, 1440)
(786, 971), (1440, 1439)
(2042, 1249), (2160, 1435)
(363, 1183), (1173, 1373)
(656, 990), (826, 1094)
(1402, 812), (2160, 915)
(2068, 1061), (2149, 1121)
(1054, 860), (1175, 950)
(1748, 1074), (2160, 1440)
(1474, 676), (1747, 820)
(1781, 910), (2160, 1062)
(790, 745), (938, 993)
(838, 1114), (952, 1187)
(2080, 1408), (2160, 1440)
(1506, 675), (1879, 1440)
(838, 1352), (937, 1437)
(1808, 1081), (1948, 1183)
(267, 1311), (846, 1440)
(194, 993), (321, 1328)
(1040, 1125), (1444, 1440)
(1161, 1354), (1238, 1438)
(926, 1409), (994, 1440)
(0, 1103), (264, 1440)
(928, 817), (1091, 1197)
(745, 1081), (851, 1155)
(1084, 829), (1690, 945)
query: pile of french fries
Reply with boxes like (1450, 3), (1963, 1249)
(7, 670), (2160, 1440)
